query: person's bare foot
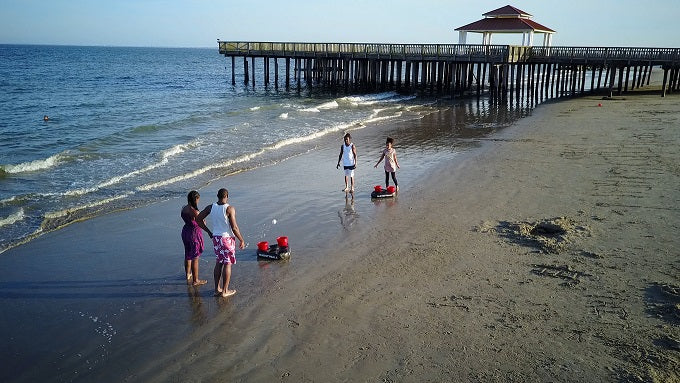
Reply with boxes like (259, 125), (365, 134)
(342, 187), (348, 192)
(222, 289), (236, 297)
(186, 273), (193, 283)
(192, 279), (207, 286)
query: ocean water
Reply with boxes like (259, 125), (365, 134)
(0, 44), (530, 254)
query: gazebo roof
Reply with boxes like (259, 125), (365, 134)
(455, 18), (555, 33)
(455, 4), (555, 34)
(483, 5), (532, 18)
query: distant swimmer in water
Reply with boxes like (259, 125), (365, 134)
(43, 115), (49, 121)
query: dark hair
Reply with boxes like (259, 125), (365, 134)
(217, 188), (229, 199)
(386, 137), (394, 144)
(187, 190), (200, 210)
(344, 133), (351, 140)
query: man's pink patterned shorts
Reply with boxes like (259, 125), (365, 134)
(212, 236), (236, 265)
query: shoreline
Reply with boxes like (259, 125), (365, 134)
(1, 92), (679, 382)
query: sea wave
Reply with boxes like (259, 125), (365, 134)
(270, 121), (357, 150)
(0, 193), (134, 255)
(64, 141), (196, 196)
(0, 209), (24, 227)
(137, 103), (411, 191)
(342, 91), (398, 103)
(0, 196), (17, 205)
(300, 100), (339, 113)
(0, 152), (67, 174)
(137, 119), (363, 191)
(136, 149), (266, 191)
(341, 91), (416, 106)
(364, 109), (404, 124)
(43, 192), (134, 220)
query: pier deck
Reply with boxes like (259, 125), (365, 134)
(218, 41), (680, 100)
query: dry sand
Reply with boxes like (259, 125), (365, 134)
(132, 94), (679, 382)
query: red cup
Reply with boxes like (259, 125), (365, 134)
(374, 185), (383, 192)
(257, 241), (269, 251)
(277, 236), (288, 247)
(387, 186), (396, 193)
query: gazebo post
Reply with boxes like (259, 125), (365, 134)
(458, 31), (467, 44)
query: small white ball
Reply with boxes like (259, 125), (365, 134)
(271, 219), (277, 225)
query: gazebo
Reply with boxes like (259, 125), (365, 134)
(455, 5), (555, 47)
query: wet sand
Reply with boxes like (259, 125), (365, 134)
(1, 92), (679, 382)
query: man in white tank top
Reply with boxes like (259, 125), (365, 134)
(336, 132), (357, 193)
(197, 188), (245, 298)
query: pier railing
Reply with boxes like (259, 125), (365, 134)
(218, 41), (679, 66)
(218, 41), (513, 62)
(529, 46), (680, 64)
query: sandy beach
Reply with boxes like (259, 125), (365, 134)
(1, 91), (679, 382)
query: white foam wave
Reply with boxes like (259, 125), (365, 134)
(270, 120), (359, 150)
(64, 142), (195, 196)
(365, 111), (403, 124)
(137, 120), (362, 191)
(0, 226), (43, 255)
(43, 192), (134, 220)
(342, 91), (398, 103)
(0, 196), (17, 205)
(136, 150), (266, 191)
(279, 113), (288, 119)
(250, 106), (261, 111)
(1, 153), (65, 174)
(317, 101), (339, 110)
(341, 92), (416, 106)
(0, 209), (24, 227)
(301, 100), (338, 113)
(0, 193), (132, 255)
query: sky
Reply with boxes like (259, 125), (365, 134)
(1, 0), (679, 48)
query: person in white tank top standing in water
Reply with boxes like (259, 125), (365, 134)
(336, 133), (357, 193)
(197, 188), (245, 298)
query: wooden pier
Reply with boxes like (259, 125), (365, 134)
(217, 41), (680, 101)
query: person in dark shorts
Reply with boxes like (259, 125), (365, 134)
(336, 133), (357, 193)
(374, 137), (400, 191)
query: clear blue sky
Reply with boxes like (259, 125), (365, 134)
(1, 0), (679, 48)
